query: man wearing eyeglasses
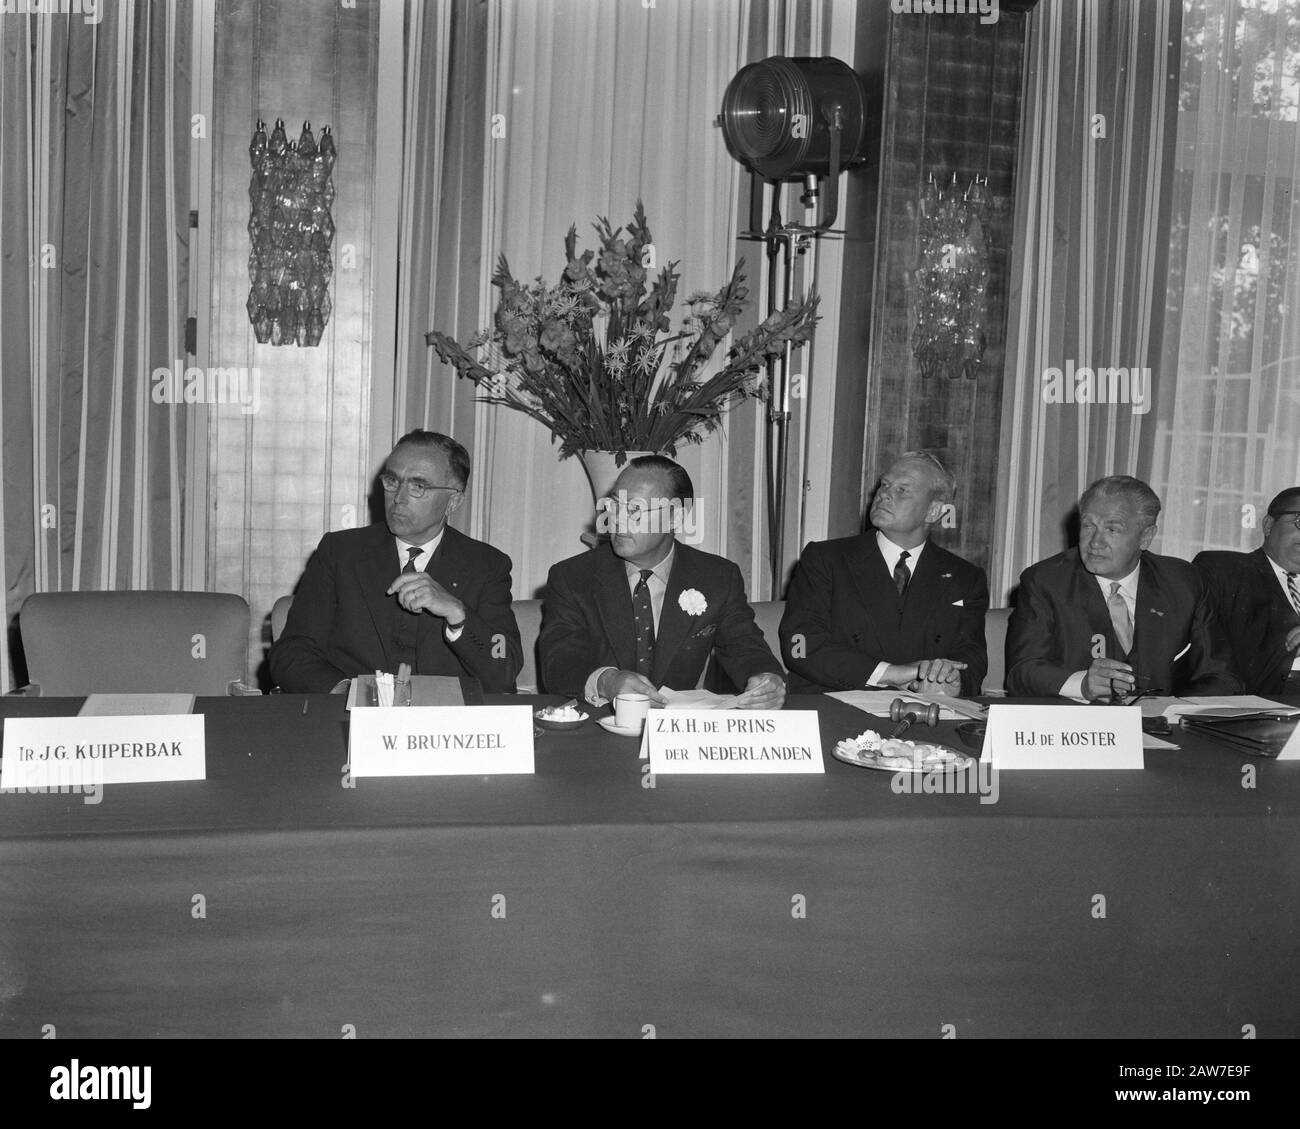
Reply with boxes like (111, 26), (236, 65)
(779, 451), (988, 696)
(1194, 488), (1300, 696)
(538, 455), (785, 708)
(1006, 475), (1239, 700)
(270, 430), (522, 693)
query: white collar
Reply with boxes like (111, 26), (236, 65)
(1093, 562), (1140, 598)
(875, 531), (926, 570)
(396, 528), (445, 565)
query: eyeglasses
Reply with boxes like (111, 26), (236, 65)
(600, 498), (675, 520)
(379, 472), (461, 500)
(596, 496), (683, 535)
(1270, 510), (1300, 531)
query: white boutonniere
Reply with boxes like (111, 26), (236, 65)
(678, 588), (707, 616)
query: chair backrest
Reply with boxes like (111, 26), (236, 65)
(751, 600), (785, 666)
(20, 591), (251, 696)
(983, 606), (1012, 695)
(270, 594), (294, 643)
(699, 599), (786, 692)
(514, 598), (543, 693)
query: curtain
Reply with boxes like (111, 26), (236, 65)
(205, 0), (384, 688)
(0, 1), (193, 691)
(398, 0), (856, 602)
(992, 0), (1182, 601)
(403, 0), (746, 598)
(1150, 0), (1300, 555)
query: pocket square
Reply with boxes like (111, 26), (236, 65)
(690, 623), (718, 639)
(952, 599), (964, 607)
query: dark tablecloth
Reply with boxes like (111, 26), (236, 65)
(1, 694), (1296, 1037)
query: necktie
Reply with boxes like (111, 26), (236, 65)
(893, 550), (911, 599)
(1288, 573), (1300, 616)
(632, 568), (656, 677)
(402, 546), (422, 574)
(1107, 581), (1133, 654)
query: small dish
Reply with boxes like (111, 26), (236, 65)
(533, 707), (590, 732)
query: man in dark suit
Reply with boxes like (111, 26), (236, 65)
(539, 455), (785, 708)
(779, 451), (988, 695)
(270, 430), (521, 693)
(1194, 487), (1300, 696)
(1006, 475), (1239, 700)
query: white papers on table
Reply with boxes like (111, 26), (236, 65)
(827, 689), (985, 721)
(1157, 695), (1300, 722)
(79, 693), (195, 716)
(1142, 733), (1180, 750)
(658, 688), (741, 710)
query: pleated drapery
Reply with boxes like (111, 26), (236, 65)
(0, 2), (193, 690)
(1151, 0), (1300, 557)
(992, 0), (1181, 600)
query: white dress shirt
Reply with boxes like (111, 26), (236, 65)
(1264, 553), (1300, 671)
(584, 544), (677, 706)
(865, 532), (927, 688)
(395, 528), (463, 640)
(1061, 564), (1139, 700)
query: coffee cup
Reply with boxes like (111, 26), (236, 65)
(614, 692), (652, 732)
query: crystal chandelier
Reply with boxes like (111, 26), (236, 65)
(247, 119), (336, 347)
(912, 172), (992, 380)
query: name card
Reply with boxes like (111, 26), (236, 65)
(1278, 725), (1300, 761)
(1, 715), (205, 790)
(984, 704), (1143, 770)
(642, 709), (824, 774)
(348, 705), (534, 777)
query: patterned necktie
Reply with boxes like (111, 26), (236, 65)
(1107, 581), (1133, 654)
(632, 568), (656, 677)
(893, 550), (911, 599)
(402, 546), (422, 574)
(1288, 573), (1300, 616)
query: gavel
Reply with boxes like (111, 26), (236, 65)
(889, 698), (941, 738)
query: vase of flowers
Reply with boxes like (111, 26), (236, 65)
(425, 201), (819, 478)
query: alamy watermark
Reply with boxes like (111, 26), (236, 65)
(1040, 361), (1152, 416)
(0, 0), (101, 24)
(891, 760), (999, 804)
(0, 757), (103, 805)
(151, 361), (261, 415)
(595, 491), (705, 545)
(891, 0), (999, 25)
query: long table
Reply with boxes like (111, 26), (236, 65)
(0, 694), (1296, 1038)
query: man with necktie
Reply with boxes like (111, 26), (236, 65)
(270, 430), (522, 693)
(1194, 487), (1300, 696)
(779, 451), (988, 695)
(1005, 475), (1239, 700)
(538, 455), (785, 708)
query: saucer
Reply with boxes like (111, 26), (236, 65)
(597, 716), (645, 738)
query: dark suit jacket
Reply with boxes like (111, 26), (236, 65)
(1005, 548), (1240, 698)
(778, 533), (989, 695)
(269, 523), (522, 693)
(1195, 547), (1299, 695)
(538, 541), (783, 698)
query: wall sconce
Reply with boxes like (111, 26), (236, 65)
(247, 118), (336, 347)
(912, 172), (992, 380)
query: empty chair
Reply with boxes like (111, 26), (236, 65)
(983, 606), (1012, 695)
(270, 594), (294, 643)
(750, 600), (785, 668)
(514, 598), (542, 694)
(19, 591), (250, 696)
